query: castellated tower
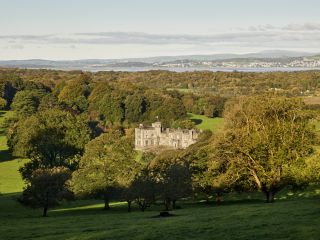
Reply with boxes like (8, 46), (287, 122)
(135, 121), (200, 151)
(151, 122), (162, 135)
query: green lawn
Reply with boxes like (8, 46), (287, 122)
(0, 111), (14, 153)
(0, 191), (319, 240)
(188, 113), (224, 132)
(0, 159), (28, 193)
(1, 110), (320, 239)
(0, 111), (28, 194)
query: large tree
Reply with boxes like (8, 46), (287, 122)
(125, 93), (147, 123)
(127, 168), (157, 212)
(9, 109), (91, 180)
(70, 129), (141, 210)
(58, 74), (91, 112)
(11, 90), (47, 117)
(214, 96), (316, 202)
(0, 76), (22, 106)
(149, 150), (192, 210)
(20, 167), (71, 217)
(180, 131), (232, 203)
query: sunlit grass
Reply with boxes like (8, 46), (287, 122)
(188, 113), (224, 132)
(0, 159), (28, 193)
(0, 111), (28, 194)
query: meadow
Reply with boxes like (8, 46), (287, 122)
(188, 113), (224, 132)
(1, 111), (320, 240)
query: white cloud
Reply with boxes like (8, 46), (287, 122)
(1, 23), (320, 59)
(10, 44), (24, 49)
(282, 22), (320, 31)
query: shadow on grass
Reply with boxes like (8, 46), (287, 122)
(2, 189), (319, 219)
(0, 192), (21, 199)
(190, 118), (203, 125)
(0, 149), (16, 163)
(51, 201), (152, 218)
(50, 198), (267, 218)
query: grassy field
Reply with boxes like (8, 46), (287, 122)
(0, 111), (14, 155)
(0, 111), (28, 194)
(1, 191), (320, 240)
(1, 111), (320, 240)
(188, 113), (224, 132)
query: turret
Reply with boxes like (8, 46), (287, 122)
(152, 122), (162, 135)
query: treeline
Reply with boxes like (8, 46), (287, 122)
(0, 70), (226, 128)
(2, 68), (320, 97)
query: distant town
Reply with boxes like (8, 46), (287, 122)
(1, 51), (320, 72)
(156, 56), (320, 69)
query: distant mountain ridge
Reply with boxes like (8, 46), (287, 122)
(0, 50), (319, 71)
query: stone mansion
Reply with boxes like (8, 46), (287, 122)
(135, 121), (200, 151)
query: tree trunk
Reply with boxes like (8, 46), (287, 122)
(269, 190), (275, 203)
(43, 206), (48, 217)
(43, 192), (49, 217)
(262, 187), (275, 203)
(140, 200), (146, 212)
(104, 198), (110, 210)
(172, 200), (176, 209)
(164, 198), (171, 211)
(127, 200), (132, 212)
(216, 192), (223, 203)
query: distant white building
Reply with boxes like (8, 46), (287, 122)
(135, 122), (200, 151)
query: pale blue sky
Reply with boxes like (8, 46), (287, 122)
(1, 0), (320, 59)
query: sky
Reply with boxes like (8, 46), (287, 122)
(1, 0), (320, 60)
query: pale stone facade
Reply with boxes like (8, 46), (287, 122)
(135, 122), (200, 151)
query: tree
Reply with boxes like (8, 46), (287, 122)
(125, 93), (147, 123)
(180, 131), (230, 203)
(149, 150), (192, 210)
(150, 97), (187, 127)
(20, 167), (71, 217)
(215, 96), (316, 202)
(38, 94), (60, 111)
(203, 96), (226, 118)
(0, 76), (21, 106)
(9, 109), (91, 180)
(11, 90), (46, 117)
(58, 74), (91, 112)
(171, 119), (196, 129)
(184, 142), (216, 202)
(127, 168), (157, 212)
(98, 91), (126, 125)
(70, 129), (141, 210)
(0, 97), (6, 110)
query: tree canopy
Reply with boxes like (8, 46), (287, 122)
(70, 129), (141, 209)
(9, 109), (91, 180)
(20, 167), (72, 217)
(213, 96), (316, 202)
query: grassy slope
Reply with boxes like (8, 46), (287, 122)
(0, 193), (319, 240)
(188, 113), (224, 132)
(0, 111), (320, 239)
(0, 111), (28, 194)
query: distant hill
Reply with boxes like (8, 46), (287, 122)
(0, 50), (319, 71)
